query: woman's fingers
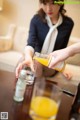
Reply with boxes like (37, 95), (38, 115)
(16, 63), (23, 78)
(15, 59), (34, 78)
(30, 63), (35, 72)
(49, 56), (60, 68)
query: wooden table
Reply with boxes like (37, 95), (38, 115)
(0, 70), (77, 120)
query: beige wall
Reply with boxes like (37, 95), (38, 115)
(65, 4), (80, 39)
(0, 0), (38, 35)
(0, 0), (80, 39)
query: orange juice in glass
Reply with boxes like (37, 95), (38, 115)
(33, 52), (49, 66)
(29, 78), (62, 120)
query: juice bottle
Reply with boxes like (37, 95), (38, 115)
(33, 52), (65, 72)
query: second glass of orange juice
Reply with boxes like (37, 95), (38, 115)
(29, 78), (62, 120)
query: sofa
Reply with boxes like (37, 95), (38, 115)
(0, 25), (28, 72)
(0, 25), (80, 85)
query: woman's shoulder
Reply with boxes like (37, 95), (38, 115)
(30, 14), (42, 24)
(63, 15), (74, 27)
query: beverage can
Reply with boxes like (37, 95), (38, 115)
(13, 69), (27, 102)
(13, 67), (35, 102)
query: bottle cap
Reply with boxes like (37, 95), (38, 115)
(19, 69), (27, 78)
(21, 70), (26, 75)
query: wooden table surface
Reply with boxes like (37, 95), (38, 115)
(0, 70), (77, 120)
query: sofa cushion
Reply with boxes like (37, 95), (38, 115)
(66, 54), (80, 66)
(0, 38), (13, 52)
(0, 50), (22, 72)
(0, 24), (16, 52)
(13, 27), (28, 53)
(66, 38), (80, 66)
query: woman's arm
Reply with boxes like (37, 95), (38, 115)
(49, 42), (80, 68)
(16, 16), (38, 77)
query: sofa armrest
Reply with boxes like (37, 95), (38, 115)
(66, 54), (80, 66)
(13, 27), (28, 53)
(66, 37), (80, 66)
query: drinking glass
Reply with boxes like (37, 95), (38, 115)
(29, 78), (62, 120)
(33, 52), (49, 66)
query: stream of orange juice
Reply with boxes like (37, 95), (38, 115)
(29, 96), (58, 120)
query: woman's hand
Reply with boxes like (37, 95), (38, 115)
(15, 56), (34, 78)
(49, 48), (69, 69)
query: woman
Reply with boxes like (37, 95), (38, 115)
(16, 0), (74, 78)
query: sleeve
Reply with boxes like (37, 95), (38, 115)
(26, 16), (38, 53)
(62, 20), (74, 48)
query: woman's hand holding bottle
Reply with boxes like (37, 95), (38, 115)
(16, 55), (34, 78)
